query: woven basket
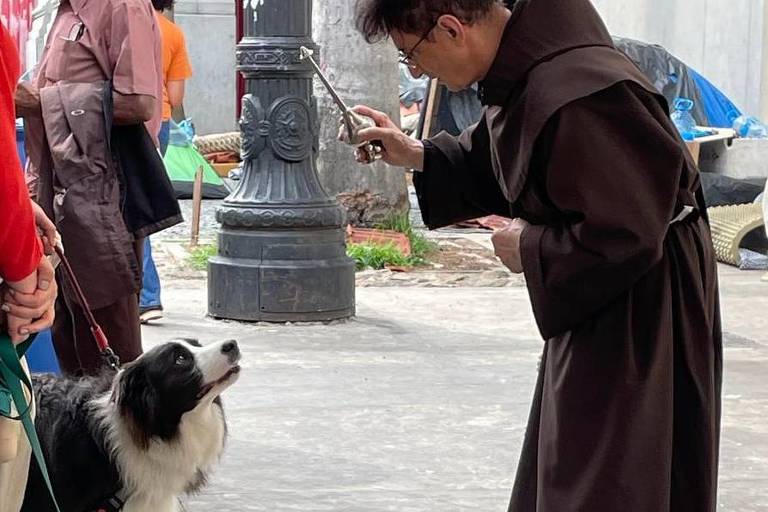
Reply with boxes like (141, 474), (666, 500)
(194, 132), (241, 157)
(707, 203), (765, 266)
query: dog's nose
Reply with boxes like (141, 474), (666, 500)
(221, 340), (239, 357)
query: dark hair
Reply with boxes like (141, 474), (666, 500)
(152, 0), (174, 11)
(355, 0), (500, 43)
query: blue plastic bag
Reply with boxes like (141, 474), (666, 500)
(671, 98), (697, 141)
(731, 115), (768, 139)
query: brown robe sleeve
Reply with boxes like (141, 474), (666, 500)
(520, 84), (685, 339)
(414, 116), (511, 229)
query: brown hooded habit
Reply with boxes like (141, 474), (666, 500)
(413, 0), (723, 510)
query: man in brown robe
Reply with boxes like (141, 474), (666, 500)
(352, 0), (722, 510)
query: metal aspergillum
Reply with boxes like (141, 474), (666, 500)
(299, 46), (384, 164)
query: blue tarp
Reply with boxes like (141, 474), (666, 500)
(689, 69), (742, 128)
(429, 37), (746, 138)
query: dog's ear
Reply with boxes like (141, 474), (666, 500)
(115, 363), (157, 450)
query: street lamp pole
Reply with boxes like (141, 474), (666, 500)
(209, 0), (355, 322)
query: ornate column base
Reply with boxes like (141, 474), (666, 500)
(208, 223), (355, 322)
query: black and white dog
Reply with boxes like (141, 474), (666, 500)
(22, 338), (241, 512)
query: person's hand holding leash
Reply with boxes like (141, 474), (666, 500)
(30, 200), (58, 255)
(2, 256), (57, 345)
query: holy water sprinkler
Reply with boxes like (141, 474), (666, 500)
(299, 46), (384, 164)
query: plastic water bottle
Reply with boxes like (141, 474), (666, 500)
(671, 98), (697, 141)
(732, 115), (768, 139)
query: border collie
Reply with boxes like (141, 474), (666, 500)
(22, 338), (241, 512)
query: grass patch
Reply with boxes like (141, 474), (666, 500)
(188, 244), (217, 271)
(185, 214), (436, 272)
(375, 212), (436, 264)
(347, 213), (437, 270)
(347, 243), (410, 271)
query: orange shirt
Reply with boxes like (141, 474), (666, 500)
(156, 14), (192, 121)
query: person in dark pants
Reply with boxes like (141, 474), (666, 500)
(140, 0), (193, 324)
(352, 0), (723, 510)
(19, 0), (165, 376)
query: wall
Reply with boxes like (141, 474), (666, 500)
(174, 0), (768, 131)
(592, 0), (766, 117)
(174, 0), (237, 135)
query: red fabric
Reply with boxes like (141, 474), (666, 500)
(0, 22), (41, 281)
(455, 215), (511, 231)
(0, 0), (35, 74)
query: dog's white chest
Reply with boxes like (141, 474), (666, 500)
(116, 403), (227, 512)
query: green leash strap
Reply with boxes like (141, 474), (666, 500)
(0, 333), (62, 512)
(0, 337), (33, 419)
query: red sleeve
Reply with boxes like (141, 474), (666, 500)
(0, 26), (42, 282)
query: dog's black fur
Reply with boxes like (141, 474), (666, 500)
(23, 371), (120, 511)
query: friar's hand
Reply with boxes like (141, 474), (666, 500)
(343, 105), (425, 170)
(491, 218), (530, 274)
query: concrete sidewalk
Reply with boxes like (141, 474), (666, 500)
(143, 265), (768, 511)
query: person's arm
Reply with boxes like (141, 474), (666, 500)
(167, 26), (193, 123)
(16, 84), (155, 127)
(167, 80), (185, 110)
(15, 83), (154, 124)
(14, 81), (41, 119)
(167, 80), (186, 122)
(0, 34), (54, 343)
(354, 105), (511, 229)
(519, 85), (683, 339)
(113, 92), (155, 124)
(109, 1), (161, 124)
(0, 69), (42, 286)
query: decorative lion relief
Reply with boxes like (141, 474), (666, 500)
(268, 97), (312, 162)
(240, 95), (313, 163)
(239, 94), (266, 161)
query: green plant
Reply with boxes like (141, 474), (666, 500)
(375, 212), (413, 234)
(347, 212), (437, 270)
(347, 243), (410, 270)
(188, 244), (218, 271)
(375, 212), (436, 262)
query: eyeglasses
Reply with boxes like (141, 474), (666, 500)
(398, 21), (438, 68)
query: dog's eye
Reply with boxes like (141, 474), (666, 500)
(175, 353), (188, 365)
